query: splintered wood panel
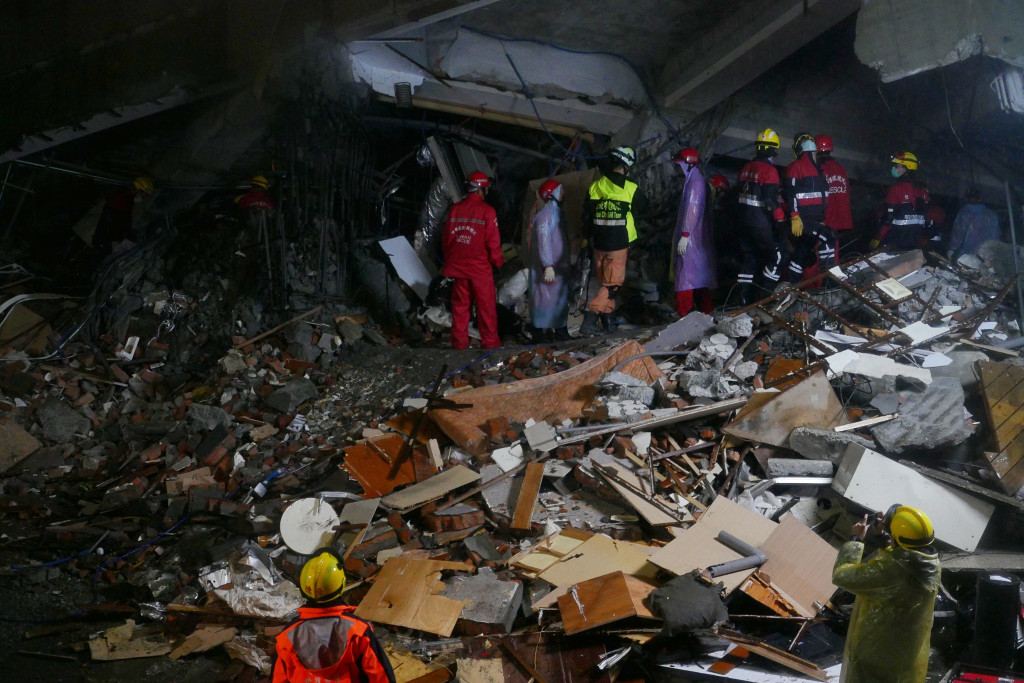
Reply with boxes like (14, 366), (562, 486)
(715, 629), (828, 681)
(764, 358), (807, 391)
(343, 435), (416, 497)
(755, 516), (838, 618)
(355, 558), (472, 636)
(978, 361), (1024, 494)
(650, 496), (778, 593)
(511, 462), (545, 530)
(533, 533), (659, 609)
(381, 465), (481, 512)
(464, 631), (612, 683)
(723, 371), (848, 447)
(510, 527), (592, 574)
(429, 341), (665, 454)
(557, 571), (658, 634)
(597, 462), (686, 526)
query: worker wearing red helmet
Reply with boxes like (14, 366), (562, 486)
(526, 179), (570, 341)
(784, 132), (835, 281)
(871, 151), (930, 250)
(735, 129), (788, 305)
(670, 148), (716, 316)
(441, 171), (505, 349)
(815, 135), (853, 253)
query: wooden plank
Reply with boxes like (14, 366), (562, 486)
(979, 362), (1024, 417)
(533, 533), (659, 609)
(649, 496), (777, 593)
(511, 462), (545, 530)
(557, 571), (658, 634)
(381, 465), (480, 513)
(343, 435), (416, 497)
(429, 341), (666, 454)
(234, 305), (322, 348)
(715, 628), (828, 681)
(595, 462), (686, 527)
(756, 516), (838, 618)
(723, 371), (848, 447)
(354, 558), (472, 636)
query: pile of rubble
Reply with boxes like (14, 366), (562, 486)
(2, 247), (1024, 681)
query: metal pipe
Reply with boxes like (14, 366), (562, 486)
(1005, 181), (1024, 330)
(705, 530), (766, 578)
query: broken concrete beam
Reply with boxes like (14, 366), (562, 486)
(596, 371), (655, 405)
(645, 311), (716, 352)
(187, 403), (234, 432)
(833, 444), (994, 552)
(266, 378), (318, 413)
(871, 377), (973, 454)
(38, 398), (90, 442)
(765, 458), (834, 478)
(787, 427), (875, 463)
(872, 249), (925, 279)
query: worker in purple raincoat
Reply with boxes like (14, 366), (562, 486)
(527, 179), (570, 341)
(671, 148), (716, 316)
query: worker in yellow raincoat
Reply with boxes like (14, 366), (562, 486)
(832, 504), (941, 683)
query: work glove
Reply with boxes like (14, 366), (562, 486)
(580, 238), (589, 248)
(676, 234), (689, 257)
(543, 266), (555, 284)
(790, 214), (804, 238)
(868, 238), (880, 250)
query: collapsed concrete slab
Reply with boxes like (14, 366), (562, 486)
(788, 427), (875, 463)
(871, 377), (974, 454)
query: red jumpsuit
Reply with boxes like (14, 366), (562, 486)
(441, 192), (504, 349)
(238, 188), (275, 212)
(784, 152), (835, 280)
(273, 604), (396, 682)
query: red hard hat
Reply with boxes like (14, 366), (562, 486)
(710, 174), (729, 192)
(815, 135), (833, 153)
(538, 179), (562, 201)
(467, 171), (490, 189)
(672, 148), (699, 166)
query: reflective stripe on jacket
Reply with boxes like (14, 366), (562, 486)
(587, 175), (638, 251)
(441, 193), (504, 280)
(878, 178), (930, 248)
(737, 158), (785, 228)
(785, 153), (828, 222)
(273, 605), (396, 683)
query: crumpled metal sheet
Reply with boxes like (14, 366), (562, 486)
(213, 580), (303, 621)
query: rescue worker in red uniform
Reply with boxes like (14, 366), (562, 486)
(784, 132), (835, 282)
(237, 174), (276, 212)
(273, 550), (396, 683)
(871, 151), (929, 250)
(815, 135), (854, 255)
(580, 146), (648, 335)
(735, 129), (787, 305)
(94, 176), (153, 258)
(441, 171), (504, 349)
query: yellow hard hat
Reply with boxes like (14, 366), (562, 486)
(251, 175), (270, 190)
(132, 176), (154, 194)
(300, 550), (347, 602)
(756, 128), (780, 149)
(891, 151), (919, 171)
(884, 504), (934, 548)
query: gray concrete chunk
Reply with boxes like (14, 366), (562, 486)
(717, 313), (753, 339)
(187, 403), (234, 432)
(871, 377), (974, 454)
(787, 427), (875, 463)
(38, 399), (90, 443)
(766, 458), (834, 478)
(266, 378), (318, 413)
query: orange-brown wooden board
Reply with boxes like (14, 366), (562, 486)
(355, 558), (472, 636)
(342, 434), (417, 497)
(755, 515), (838, 618)
(511, 461), (544, 530)
(429, 341), (665, 454)
(556, 571), (658, 634)
(978, 361), (1024, 493)
(764, 358), (806, 390)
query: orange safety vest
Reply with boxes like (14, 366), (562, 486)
(273, 605), (395, 683)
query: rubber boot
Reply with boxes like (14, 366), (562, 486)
(553, 326), (571, 341)
(580, 311), (601, 336)
(599, 313), (614, 333)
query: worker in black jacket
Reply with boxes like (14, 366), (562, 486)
(784, 132), (835, 282)
(735, 128), (787, 305)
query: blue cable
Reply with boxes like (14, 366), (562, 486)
(92, 515), (191, 596)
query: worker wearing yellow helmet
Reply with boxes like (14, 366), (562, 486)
(870, 150), (930, 250)
(273, 550), (396, 682)
(832, 504), (940, 683)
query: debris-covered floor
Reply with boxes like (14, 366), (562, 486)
(3, 246), (1024, 683)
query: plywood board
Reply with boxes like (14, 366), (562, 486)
(510, 527), (592, 574)
(724, 371), (848, 447)
(430, 341), (665, 454)
(355, 558), (473, 636)
(343, 435), (417, 497)
(533, 533), (658, 609)
(0, 417), (40, 473)
(714, 629), (828, 681)
(650, 496), (778, 592)
(557, 571), (658, 634)
(511, 462), (544, 529)
(596, 461), (686, 526)
(382, 465), (481, 512)
(978, 360), (1024, 493)
(832, 444), (994, 552)
(755, 516), (838, 618)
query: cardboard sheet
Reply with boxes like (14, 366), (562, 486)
(355, 558), (473, 636)
(650, 496), (778, 592)
(533, 532), (658, 609)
